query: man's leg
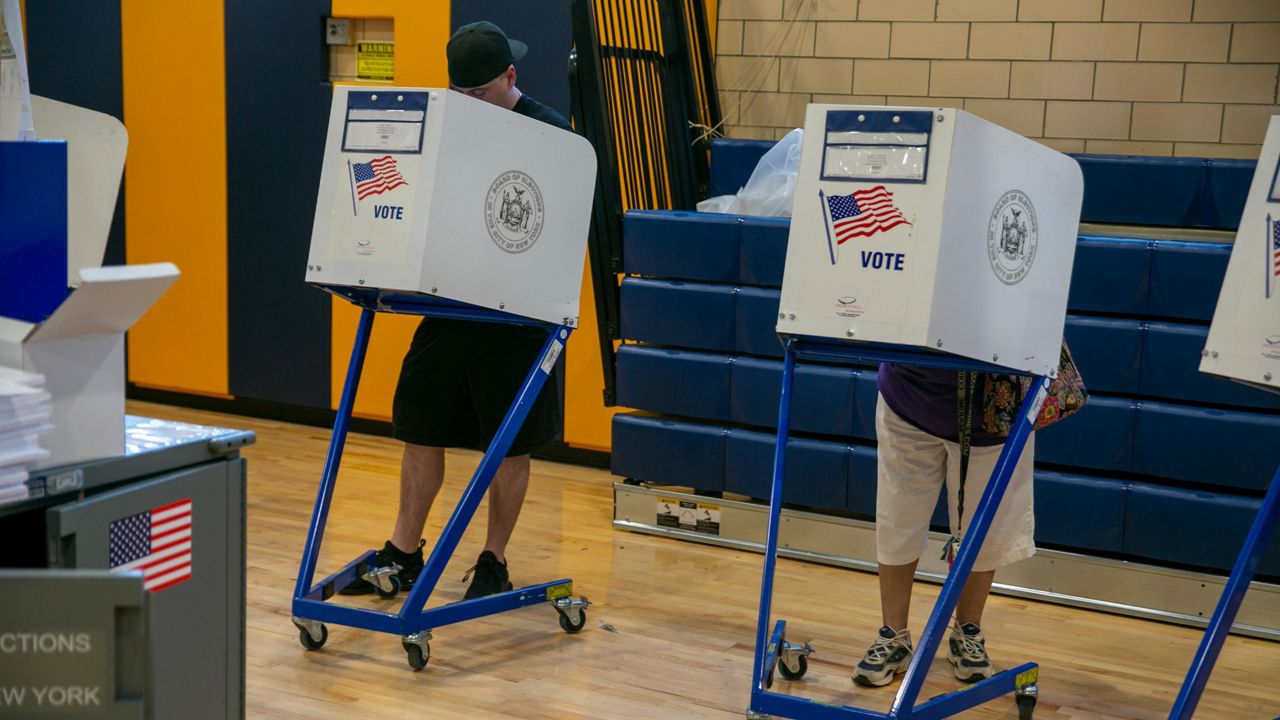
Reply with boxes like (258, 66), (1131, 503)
(482, 454), (529, 564)
(879, 560), (918, 631)
(390, 443), (446, 553)
(462, 454), (526, 599)
(955, 569), (995, 627)
(855, 396), (944, 687)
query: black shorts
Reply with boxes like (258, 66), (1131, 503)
(391, 318), (562, 457)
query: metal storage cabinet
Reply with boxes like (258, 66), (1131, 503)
(0, 417), (251, 720)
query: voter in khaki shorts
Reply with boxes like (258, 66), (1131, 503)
(851, 362), (1036, 688)
(339, 20), (572, 602)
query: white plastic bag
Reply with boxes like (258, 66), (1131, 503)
(696, 128), (803, 218)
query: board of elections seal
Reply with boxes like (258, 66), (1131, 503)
(485, 170), (544, 254)
(987, 190), (1038, 285)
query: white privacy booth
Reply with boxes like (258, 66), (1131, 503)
(1170, 115), (1280, 720)
(777, 105), (1083, 376)
(749, 106), (1084, 720)
(1200, 116), (1280, 393)
(306, 86), (595, 325)
(294, 87), (597, 672)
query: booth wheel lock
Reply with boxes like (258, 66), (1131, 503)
(777, 639), (814, 681)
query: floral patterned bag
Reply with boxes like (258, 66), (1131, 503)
(980, 341), (1088, 436)
(943, 342), (1088, 565)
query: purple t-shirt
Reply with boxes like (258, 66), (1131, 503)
(877, 363), (1007, 446)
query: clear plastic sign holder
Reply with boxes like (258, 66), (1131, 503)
(748, 335), (1047, 720)
(289, 284), (589, 671)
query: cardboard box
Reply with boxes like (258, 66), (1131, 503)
(0, 263), (179, 468)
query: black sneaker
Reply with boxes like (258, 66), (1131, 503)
(462, 551), (513, 600)
(338, 540), (425, 596)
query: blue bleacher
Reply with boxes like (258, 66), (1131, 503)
(613, 138), (1279, 578)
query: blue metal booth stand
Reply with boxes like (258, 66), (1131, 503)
(1169, 451), (1280, 719)
(290, 285), (590, 671)
(748, 336), (1047, 720)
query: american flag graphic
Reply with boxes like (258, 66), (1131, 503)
(351, 155), (407, 200)
(824, 185), (911, 244)
(1268, 213), (1280, 300)
(109, 498), (192, 592)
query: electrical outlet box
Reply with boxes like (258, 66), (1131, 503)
(326, 17), (351, 45)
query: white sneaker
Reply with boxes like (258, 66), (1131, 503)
(852, 625), (913, 687)
(947, 622), (994, 683)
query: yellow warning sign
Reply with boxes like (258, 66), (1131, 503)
(356, 41), (394, 83)
(546, 582), (573, 600)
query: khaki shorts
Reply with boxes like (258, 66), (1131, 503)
(875, 394), (1036, 572)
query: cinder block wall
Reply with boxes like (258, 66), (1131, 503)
(715, 0), (1279, 158)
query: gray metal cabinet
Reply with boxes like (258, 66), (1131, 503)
(0, 417), (251, 720)
(46, 458), (245, 720)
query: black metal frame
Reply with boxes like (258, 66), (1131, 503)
(569, 0), (720, 406)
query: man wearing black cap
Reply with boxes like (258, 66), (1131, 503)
(445, 21), (571, 131)
(342, 21), (573, 601)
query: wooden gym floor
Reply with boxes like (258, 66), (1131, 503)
(129, 401), (1280, 719)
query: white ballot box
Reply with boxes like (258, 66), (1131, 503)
(777, 106), (1084, 376)
(306, 87), (597, 326)
(0, 264), (179, 468)
(1200, 115), (1280, 392)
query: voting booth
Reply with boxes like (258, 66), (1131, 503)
(1171, 116), (1280, 720)
(293, 88), (596, 671)
(777, 106), (1083, 377)
(749, 106), (1084, 720)
(1200, 116), (1280, 393)
(306, 86), (596, 325)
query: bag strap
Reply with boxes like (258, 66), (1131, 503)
(944, 371), (976, 566)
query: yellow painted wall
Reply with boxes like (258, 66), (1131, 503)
(329, 1), (452, 419)
(121, 0), (230, 397)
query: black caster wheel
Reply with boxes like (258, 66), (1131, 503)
(376, 574), (401, 600)
(404, 641), (430, 671)
(298, 624), (328, 651)
(778, 654), (808, 681)
(1016, 694), (1036, 720)
(558, 608), (587, 634)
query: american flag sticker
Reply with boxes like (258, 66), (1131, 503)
(109, 498), (193, 592)
(350, 155), (408, 201)
(820, 186), (911, 264)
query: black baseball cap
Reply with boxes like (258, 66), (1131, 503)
(447, 21), (528, 88)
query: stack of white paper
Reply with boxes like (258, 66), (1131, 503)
(0, 366), (51, 506)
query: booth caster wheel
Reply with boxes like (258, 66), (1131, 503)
(292, 618), (327, 651)
(1016, 694), (1037, 720)
(773, 629), (814, 683)
(375, 573), (401, 601)
(552, 595), (591, 634)
(362, 566), (401, 600)
(402, 632), (431, 672)
(555, 602), (586, 630)
(777, 653), (808, 681)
